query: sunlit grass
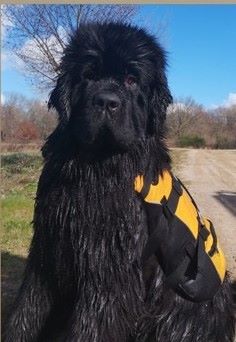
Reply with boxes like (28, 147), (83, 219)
(1, 152), (43, 320)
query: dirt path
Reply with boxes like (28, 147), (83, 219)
(177, 149), (236, 278)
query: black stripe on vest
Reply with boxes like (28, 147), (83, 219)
(161, 177), (183, 218)
(208, 220), (218, 257)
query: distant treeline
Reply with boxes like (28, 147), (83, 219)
(1, 94), (57, 150)
(1, 94), (236, 149)
(167, 97), (236, 149)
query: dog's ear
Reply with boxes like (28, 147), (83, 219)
(148, 70), (173, 135)
(48, 72), (71, 124)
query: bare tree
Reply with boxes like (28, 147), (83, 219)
(26, 100), (57, 140)
(0, 93), (27, 142)
(208, 105), (236, 148)
(166, 97), (236, 148)
(166, 97), (203, 139)
(2, 5), (137, 91)
(15, 120), (39, 143)
(0, 93), (57, 143)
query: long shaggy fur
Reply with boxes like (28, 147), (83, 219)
(4, 22), (235, 342)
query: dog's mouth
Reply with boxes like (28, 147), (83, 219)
(72, 119), (130, 159)
(91, 124), (130, 155)
(96, 125), (116, 143)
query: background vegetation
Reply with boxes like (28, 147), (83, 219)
(1, 94), (236, 151)
(2, 4), (236, 150)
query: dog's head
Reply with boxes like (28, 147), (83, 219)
(49, 22), (172, 156)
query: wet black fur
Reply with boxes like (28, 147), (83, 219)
(4, 22), (235, 342)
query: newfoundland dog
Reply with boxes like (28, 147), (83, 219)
(5, 22), (235, 342)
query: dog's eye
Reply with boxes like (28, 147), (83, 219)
(125, 75), (137, 86)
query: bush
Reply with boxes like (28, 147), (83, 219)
(214, 136), (236, 149)
(1, 153), (42, 174)
(178, 135), (206, 148)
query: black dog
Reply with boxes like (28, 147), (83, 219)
(5, 22), (235, 342)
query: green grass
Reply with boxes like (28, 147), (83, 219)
(1, 152), (43, 320)
(1, 149), (186, 322)
(1, 153), (42, 255)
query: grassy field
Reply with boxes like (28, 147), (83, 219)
(1, 152), (43, 322)
(1, 149), (186, 322)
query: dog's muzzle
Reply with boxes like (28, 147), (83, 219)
(93, 91), (121, 116)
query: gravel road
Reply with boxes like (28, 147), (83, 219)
(177, 149), (236, 278)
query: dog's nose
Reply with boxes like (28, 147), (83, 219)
(93, 92), (121, 112)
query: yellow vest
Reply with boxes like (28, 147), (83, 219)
(135, 170), (226, 302)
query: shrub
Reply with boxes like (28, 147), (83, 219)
(214, 136), (236, 149)
(178, 135), (206, 148)
(1, 153), (42, 174)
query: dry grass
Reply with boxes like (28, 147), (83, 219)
(1, 142), (42, 153)
(170, 148), (187, 175)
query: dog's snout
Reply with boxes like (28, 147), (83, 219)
(93, 92), (121, 112)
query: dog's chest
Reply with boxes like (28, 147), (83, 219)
(44, 181), (149, 305)
(43, 179), (148, 262)
(75, 183), (148, 259)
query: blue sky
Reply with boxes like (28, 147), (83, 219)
(135, 5), (236, 107)
(1, 4), (236, 108)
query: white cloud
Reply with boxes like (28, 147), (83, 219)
(1, 7), (67, 76)
(209, 92), (236, 110)
(1, 5), (17, 71)
(167, 102), (187, 113)
(1, 93), (5, 104)
(19, 25), (68, 64)
(224, 93), (236, 107)
(14, 25), (68, 78)
(1, 48), (25, 71)
(1, 5), (14, 41)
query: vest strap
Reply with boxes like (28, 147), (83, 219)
(161, 177), (183, 217)
(199, 224), (210, 241)
(208, 221), (218, 257)
(140, 181), (151, 199)
(165, 254), (191, 289)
